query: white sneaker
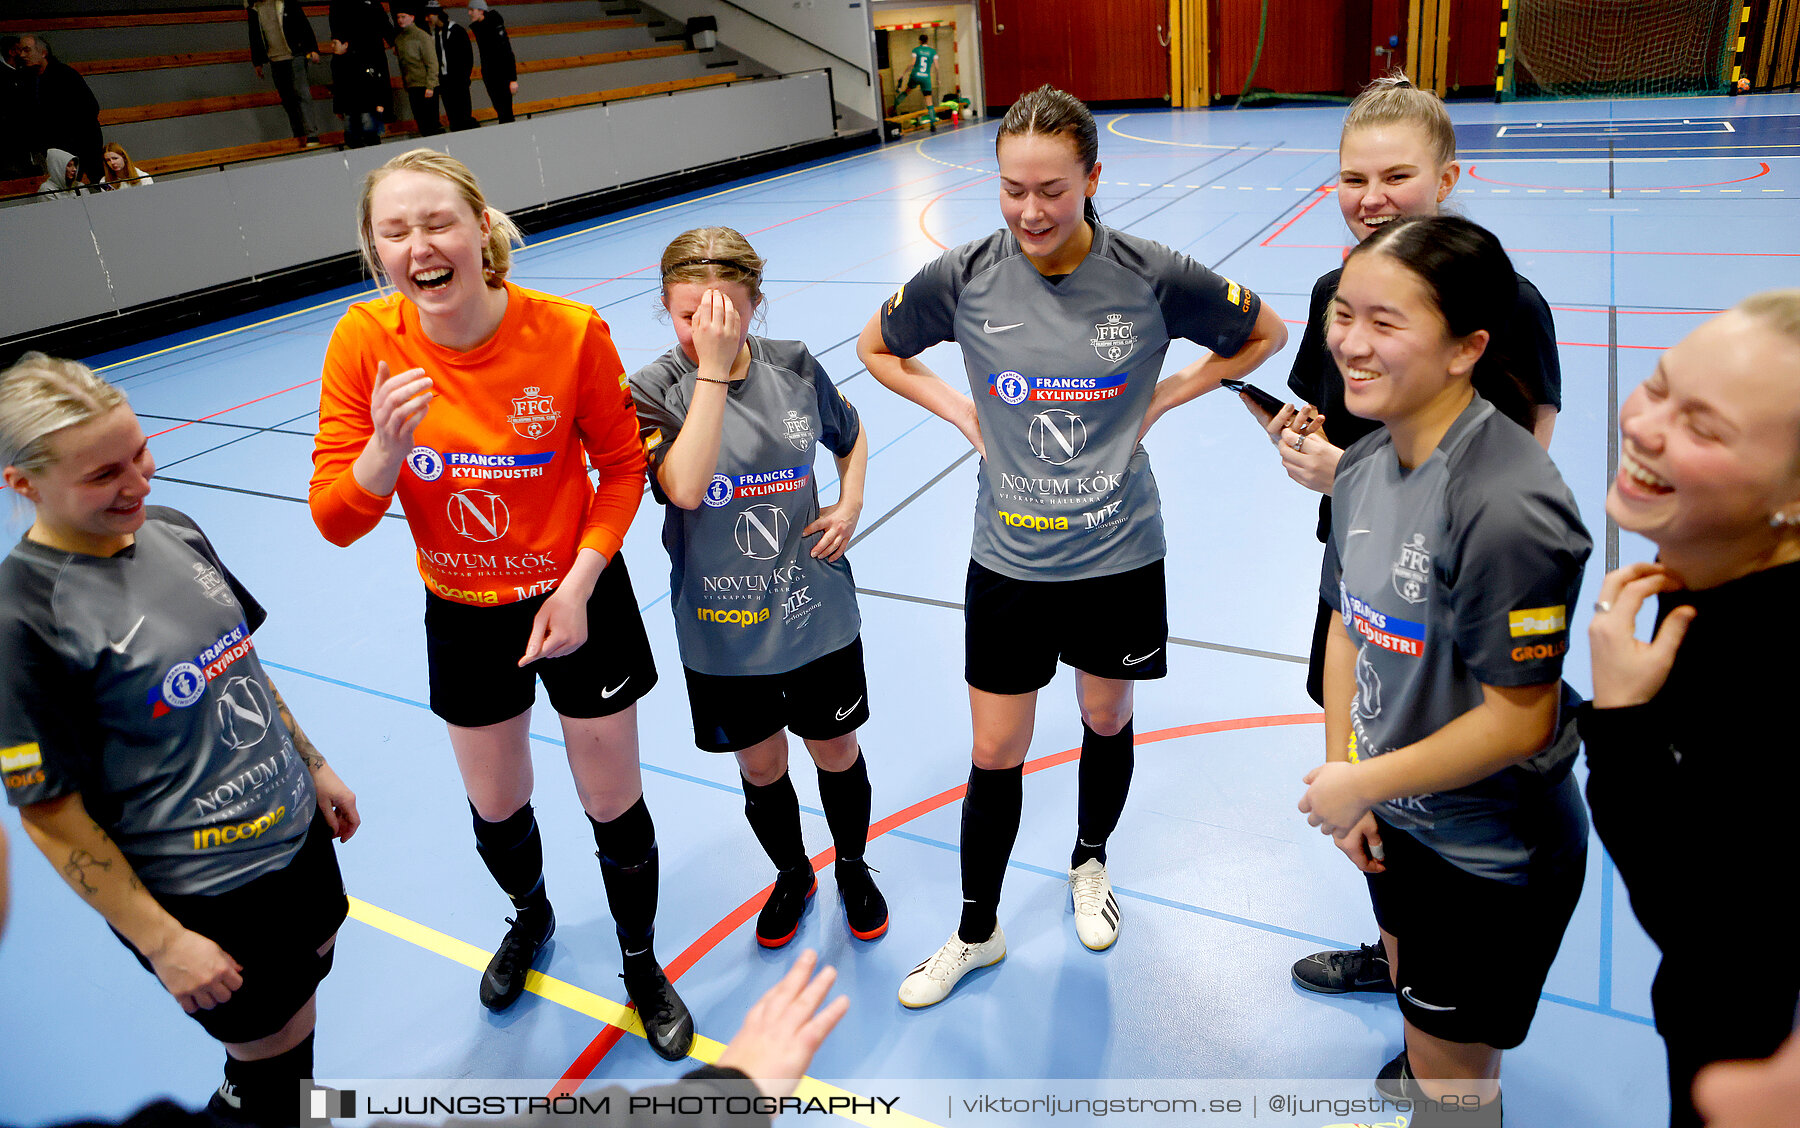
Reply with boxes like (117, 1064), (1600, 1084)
(897, 927), (1006, 1008)
(1069, 859), (1120, 951)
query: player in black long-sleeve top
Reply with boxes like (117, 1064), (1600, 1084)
(1581, 290), (1800, 1128)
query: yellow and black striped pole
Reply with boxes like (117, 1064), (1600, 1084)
(1494, 0), (1510, 101)
(1731, 2), (1752, 92)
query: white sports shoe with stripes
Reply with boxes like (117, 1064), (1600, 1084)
(897, 927), (1006, 1008)
(1069, 859), (1120, 950)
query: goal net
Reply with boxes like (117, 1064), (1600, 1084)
(1501, 0), (1739, 100)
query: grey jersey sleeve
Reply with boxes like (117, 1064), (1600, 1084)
(1319, 436), (1382, 613)
(1444, 437), (1590, 688)
(805, 348), (860, 458)
(880, 242), (976, 358)
(0, 593), (93, 807)
(1121, 237), (1262, 358)
(628, 358), (689, 506)
(156, 507), (269, 635)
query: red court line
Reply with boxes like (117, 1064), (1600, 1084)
(562, 168), (958, 298)
(918, 173), (995, 250)
(144, 377), (323, 439)
(1271, 241), (1800, 258)
(1258, 184), (1336, 247)
(1465, 161), (1771, 192)
(1549, 306), (1722, 316)
(549, 710), (1324, 1093)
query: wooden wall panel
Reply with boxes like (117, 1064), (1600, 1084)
(1071, 0), (1168, 101)
(1447, 0), (1503, 93)
(1213, 0), (1350, 96)
(982, 0), (1166, 108)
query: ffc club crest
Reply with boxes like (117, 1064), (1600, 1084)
(783, 409), (815, 452)
(1090, 313), (1137, 364)
(192, 562), (235, 607)
(1392, 533), (1431, 605)
(508, 387), (561, 440)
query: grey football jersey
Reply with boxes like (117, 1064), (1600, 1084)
(0, 508), (313, 895)
(881, 222), (1261, 580)
(631, 337), (862, 676)
(1323, 398), (1591, 881)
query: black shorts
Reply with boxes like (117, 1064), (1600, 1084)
(682, 637), (870, 753)
(121, 812), (348, 1044)
(1365, 817), (1585, 1049)
(424, 553), (657, 728)
(964, 559), (1168, 695)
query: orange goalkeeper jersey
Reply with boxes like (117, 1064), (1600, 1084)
(309, 283), (645, 606)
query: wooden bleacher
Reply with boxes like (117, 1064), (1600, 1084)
(1, 2), (759, 199)
(0, 0), (594, 35)
(92, 42), (696, 128)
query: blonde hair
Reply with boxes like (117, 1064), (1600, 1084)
(1737, 289), (1800, 348)
(0, 353), (128, 477)
(1342, 71), (1457, 169)
(659, 227), (766, 308)
(357, 149), (523, 289)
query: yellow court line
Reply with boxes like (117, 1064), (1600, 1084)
(98, 143), (898, 374)
(346, 896), (944, 1128)
(1104, 114), (1335, 153)
(96, 288), (379, 373)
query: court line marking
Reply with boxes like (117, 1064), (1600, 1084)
(95, 142), (910, 375)
(558, 708), (1651, 1084)
(557, 713), (1328, 1084)
(1465, 160), (1770, 191)
(258, 652), (1659, 1082)
(345, 897), (939, 1128)
(1103, 114), (1335, 153)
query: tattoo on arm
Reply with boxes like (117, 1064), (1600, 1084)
(271, 685), (327, 772)
(64, 849), (112, 896)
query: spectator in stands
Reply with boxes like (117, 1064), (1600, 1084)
(425, 2), (476, 132)
(326, 0), (394, 149)
(392, 5), (443, 138)
(11, 35), (103, 186)
(247, 0), (325, 148)
(1, 36), (37, 180)
(466, 0), (519, 125)
(96, 142), (153, 189)
(35, 147), (87, 200)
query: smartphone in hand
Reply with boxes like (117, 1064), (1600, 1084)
(1219, 378), (1288, 418)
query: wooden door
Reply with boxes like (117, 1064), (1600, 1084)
(1071, 0), (1168, 102)
(981, 0), (1166, 110)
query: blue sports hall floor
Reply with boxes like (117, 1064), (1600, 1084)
(6, 92), (1799, 1127)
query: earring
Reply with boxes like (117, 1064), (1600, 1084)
(1772, 511), (1800, 528)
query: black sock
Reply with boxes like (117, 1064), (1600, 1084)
(471, 801), (550, 923)
(1072, 720), (1134, 868)
(815, 750), (872, 864)
(957, 764), (1022, 943)
(740, 771), (810, 872)
(591, 797), (658, 969)
(217, 1032), (313, 1127)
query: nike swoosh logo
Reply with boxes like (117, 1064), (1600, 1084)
(983, 320), (1024, 333)
(1121, 649), (1161, 666)
(107, 615), (146, 654)
(835, 696), (864, 721)
(1400, 986), (1456, 1012)
(601, 678), (629, 699)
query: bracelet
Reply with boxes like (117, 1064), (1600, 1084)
(696, 376), (730, 385)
